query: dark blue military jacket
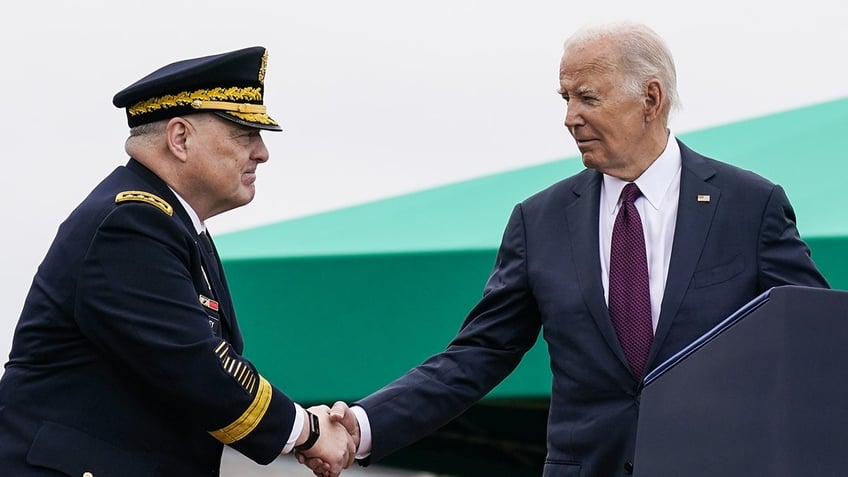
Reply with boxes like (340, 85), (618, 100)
(0, 159), (295, 476)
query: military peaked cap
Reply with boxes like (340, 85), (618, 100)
(113, 46), (281, 131)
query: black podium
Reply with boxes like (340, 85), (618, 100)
(634, 286), (848, 477)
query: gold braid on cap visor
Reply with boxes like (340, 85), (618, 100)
(127, 86), (278, 125)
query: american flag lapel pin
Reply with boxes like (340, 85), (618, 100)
(697, 194), (711, 203)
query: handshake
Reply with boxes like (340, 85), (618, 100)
(291, 401), (361, 477)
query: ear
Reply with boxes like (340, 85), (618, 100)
(643, 79), (664, 122)
(166, 117), (191, 162)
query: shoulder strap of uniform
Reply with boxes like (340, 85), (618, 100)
(115, 190), (174, 216)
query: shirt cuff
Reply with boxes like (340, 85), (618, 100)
(281, 402), (305, 454)
(351, 405), (372, 459)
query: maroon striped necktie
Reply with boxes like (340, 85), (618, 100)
(608, 183), (653, 379)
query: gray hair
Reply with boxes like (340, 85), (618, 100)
(564, 21), (681, 118)
(124, 119), (167, 157)
(128, 120), (166, 138)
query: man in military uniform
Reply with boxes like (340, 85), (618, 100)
(0, 47), (354, 476)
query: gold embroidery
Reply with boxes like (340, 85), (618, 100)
(258, 51), (268, 84)
(114, 191), (173, 216)
(227, 110), (278, 125)
(127, 87), (263, 117)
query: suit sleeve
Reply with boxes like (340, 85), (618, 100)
(74, 203), (294, 465)
(758, 184), (830, 289)
(357, 204), (542, 462)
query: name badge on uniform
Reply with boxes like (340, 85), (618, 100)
(199, 294), (219, 312)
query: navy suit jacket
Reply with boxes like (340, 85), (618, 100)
(0, 160), (295, 476)
(357, 140), (829, 477)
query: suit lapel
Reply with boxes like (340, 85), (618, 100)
(565, 171), (631, 371)
(648, 142), (719, 368)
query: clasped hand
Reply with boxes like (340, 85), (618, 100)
(297, 402), (360, 477)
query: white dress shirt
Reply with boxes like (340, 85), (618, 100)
(599, 133), (681, 331)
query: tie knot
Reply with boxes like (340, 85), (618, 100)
(620, 183), (642, 204)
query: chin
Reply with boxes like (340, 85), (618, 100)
(228, 194), (254, 211)
(581, 154), (598, 169)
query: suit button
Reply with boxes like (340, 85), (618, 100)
(624, 461), (634, 474)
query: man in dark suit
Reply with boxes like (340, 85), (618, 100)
(0, 47), (355, 476)
(301, 21), (830, 477)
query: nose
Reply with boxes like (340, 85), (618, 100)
(564, 102), (583, 130)
(253, 138), (270, 163)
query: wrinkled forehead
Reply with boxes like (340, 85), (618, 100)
(559, 58), (618, 90)
(560, 59), (615, 80)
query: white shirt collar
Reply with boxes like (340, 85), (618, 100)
(169, 187), (205, 234)
(602, 130), (682, 214)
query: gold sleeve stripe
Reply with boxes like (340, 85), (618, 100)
(209, 375), (272, 444)
(215, 341), (228, 354)
(214, 341), (257, 393)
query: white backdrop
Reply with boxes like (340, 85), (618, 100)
(1, 0), (846, 360)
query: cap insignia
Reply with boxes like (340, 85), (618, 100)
(258, 51), (268, 84)
(115, 190), (174, 216)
